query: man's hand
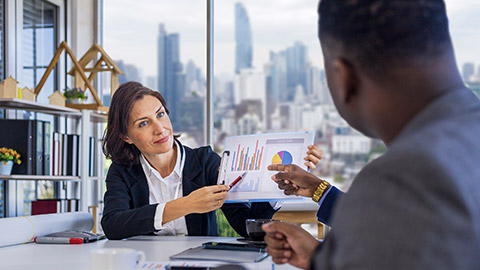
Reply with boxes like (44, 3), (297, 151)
(268, 164), (323, 197)
(263, 221), (320, 269)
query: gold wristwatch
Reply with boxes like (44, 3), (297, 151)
(312, 180), (331, 203)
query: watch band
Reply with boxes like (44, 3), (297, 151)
(312, 180), (331, 203)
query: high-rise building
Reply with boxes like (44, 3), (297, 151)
(158, 24), (185, 124)
(268, 51), (287, 102)
(286, 42), (307, 98)
(462, 62), (475, 83)
(235, 2), (253, 74)
(269, 42), (308, 102)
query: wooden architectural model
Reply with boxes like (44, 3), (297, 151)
(35, 41), (108, 112)
(0, 76), (19, 98)
(48, 91), (66, 107)
(21, 87), (36, 101)
(68, 43), (124, 97)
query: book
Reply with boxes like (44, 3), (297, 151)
(0, 119), (36, 175)
(89, 136), (96, 177)
(52, 132), (61, 176)
(65, 134), (79, 176)
(31, 200), (61, 215)
(43, 121), (51, 175)
(35, 120), (44, 175)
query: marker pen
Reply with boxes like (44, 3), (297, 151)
(229, 171), (248, 190)
(34, 237), (84, 244)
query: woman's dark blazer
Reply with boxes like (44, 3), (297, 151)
(101, 141), (277, 240)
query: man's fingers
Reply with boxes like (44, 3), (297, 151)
(264, 234), (285, 249)
(263, 221), (301, 237)
(272, 172), (295, 182)
(268, 164), (287, 171)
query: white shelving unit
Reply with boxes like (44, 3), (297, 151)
(0, 98), (106, 213)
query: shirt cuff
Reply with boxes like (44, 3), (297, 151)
(269, 201), (283, 210)
(317, 186), (333, 207)
(154, 203), (167, 230)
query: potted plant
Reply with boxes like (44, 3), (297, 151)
(63, 87), (88, 104)
(0, 147), (21, 175)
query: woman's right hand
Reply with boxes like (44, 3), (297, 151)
(186, 185), (229, 214)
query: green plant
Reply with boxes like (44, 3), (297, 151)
(216, 209), (241, 237)
(63, 87), (87, 100)
(0, 147), (21, 165)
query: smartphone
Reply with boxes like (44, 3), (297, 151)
(202, 242), (265, 252)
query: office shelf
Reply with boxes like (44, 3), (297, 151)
(1, 99), (106, 213)
(0, 175), (80, 181)
(0, 98), (107, 121)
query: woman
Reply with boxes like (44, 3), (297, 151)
(101, 82), (322, 240)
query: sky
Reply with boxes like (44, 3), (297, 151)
(103, 0), (480, 79)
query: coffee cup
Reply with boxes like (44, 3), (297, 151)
(90, 248), (146, 270)
(245, 219), (275, 241)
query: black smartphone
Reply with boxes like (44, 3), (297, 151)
(202, 241), (265, 252)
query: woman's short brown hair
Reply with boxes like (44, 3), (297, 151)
(102, 81), (171, 165)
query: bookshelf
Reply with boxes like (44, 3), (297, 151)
(0, 98), (106, 214)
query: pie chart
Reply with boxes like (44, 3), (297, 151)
(271, 151), (293, 165)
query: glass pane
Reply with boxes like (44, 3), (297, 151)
(0, 181), (4, 217)
(214, 1), (378, 191)
(22, 0), (57, 94)
(447, 1), (480, 97)
(22, 181), (36, 216)
(104, 0), (207, 147)
(0, 0), (4, 80)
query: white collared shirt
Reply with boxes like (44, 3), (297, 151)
(140, 141), (188, 236)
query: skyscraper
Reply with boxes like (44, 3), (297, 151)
(235, 2), (252, 74)
(286, 42), (307, 98)
(462, 62), (475, 83)
(158, 24), (184, 124)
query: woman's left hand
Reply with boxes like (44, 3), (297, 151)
(303, 145), (323, 170)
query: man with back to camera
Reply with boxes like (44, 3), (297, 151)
(263, 0), (480, 269)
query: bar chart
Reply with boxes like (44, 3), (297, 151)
(230, 140), (263, 171)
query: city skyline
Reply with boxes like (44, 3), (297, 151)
(104, 0), (480, 78)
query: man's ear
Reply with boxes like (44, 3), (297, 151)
(332, 58), (358, 104)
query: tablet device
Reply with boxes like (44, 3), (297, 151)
(202, 242), (265, 252)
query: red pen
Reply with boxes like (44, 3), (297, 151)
(229, 171), (248, 190)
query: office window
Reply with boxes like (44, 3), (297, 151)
(213, 1), (376, 191)
(0, 0), (4, 217)
(0, 0), (4, 80)
(447, 1), (480, 97)
(103, 0), (207, 147)
(22, 0), (57, 104)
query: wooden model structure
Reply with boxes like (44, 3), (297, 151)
(34, 41), (108, 112)
(68, 43), (124, 98)
(48, 90), (66, 107)
(0, 76), (19, 98)
(21, 87), (36, 101)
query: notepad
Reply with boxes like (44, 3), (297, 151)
(170, 246), (269, 263)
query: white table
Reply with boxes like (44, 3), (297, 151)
(0, 236), (300, 270)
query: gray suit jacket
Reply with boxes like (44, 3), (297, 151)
(311, 89), (480, 269)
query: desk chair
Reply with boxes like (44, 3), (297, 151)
(273, 210), (326, 239)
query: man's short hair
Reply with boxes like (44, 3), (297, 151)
(318, 0), (452, 72)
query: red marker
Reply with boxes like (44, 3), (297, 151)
(34, 237), (83, 244)
(229, 171), (248, 190)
